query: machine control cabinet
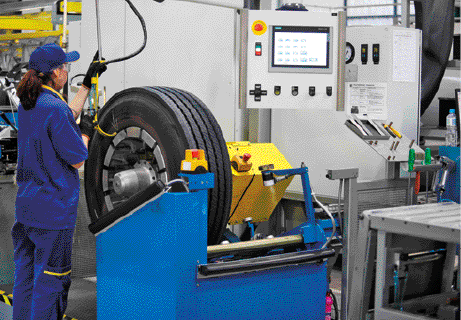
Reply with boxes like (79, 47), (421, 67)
(239, 10), (341, 109)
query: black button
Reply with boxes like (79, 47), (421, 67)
(309, 86), (315, 97)
(326, 86), (332, 96)
(292, 86), (298, 96)
(372, 44), (379, 64)
(250, 84), (265, 102)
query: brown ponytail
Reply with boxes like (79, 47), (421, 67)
(16, 69), (52, 110)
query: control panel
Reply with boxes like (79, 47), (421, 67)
(239, 10), (341, 109)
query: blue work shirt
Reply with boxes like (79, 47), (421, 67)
(15, 88), (88, 230)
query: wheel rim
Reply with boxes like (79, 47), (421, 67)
(100, 126), (168, 212)
(84, 87), (232, 245)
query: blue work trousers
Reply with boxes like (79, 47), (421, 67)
(11, 221), (74, 320)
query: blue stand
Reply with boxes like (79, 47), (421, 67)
(96, 173), (328, 319)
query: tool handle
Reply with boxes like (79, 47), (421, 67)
(389, 125), (402, 138)
(414, 171), (420, 195)
(198, 248), (335, 278)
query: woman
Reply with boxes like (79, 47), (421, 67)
(12, 43), (106, 320)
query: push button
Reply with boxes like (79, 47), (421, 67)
(372, 44), (379, 64)
(274, 86), (281, 96)
(326, 86), (332, 96)
(255, 42), (262, 56)
(291, 86), (298, 96)
(249, 84), (267, 102)
(309, 86), (315, 97)
(361, 44), (368, 64)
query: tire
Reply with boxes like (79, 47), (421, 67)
(84, 87), (232, 245)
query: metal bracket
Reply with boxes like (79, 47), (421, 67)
(326, 168), (359, 180)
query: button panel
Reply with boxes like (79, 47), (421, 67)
(249, 84), (267, 101)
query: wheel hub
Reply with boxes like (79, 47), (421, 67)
(102, 126), (167, 211)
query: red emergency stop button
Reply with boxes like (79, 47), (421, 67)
(191, 149), (199, 159)
(242, 153), (251, 162)
(252, 20), (267, 35)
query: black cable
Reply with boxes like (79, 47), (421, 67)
(330, 290), (339, 320)
(228, 174), (255, 222)
(70, 73), (85, 84)
(102, 0), (147, 66)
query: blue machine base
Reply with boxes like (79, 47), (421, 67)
(439, 146), (460, 203)
(96, 185), (328, 319)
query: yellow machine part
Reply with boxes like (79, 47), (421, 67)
(227, 142), (293, 225)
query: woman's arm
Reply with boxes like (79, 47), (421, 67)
(71, 135), (89, 169)
(68, 86), (90, 120)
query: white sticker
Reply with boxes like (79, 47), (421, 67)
(182, 162), (192, 171)
(346, 83), (388, 120)
(393, 29), (417, 82)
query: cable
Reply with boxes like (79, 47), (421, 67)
(329, 290), (339, 320)
(88, 0), (148, 138)
(164, 178), (189, 193)
(102, 0), (147, 66)
(311, 190), (336, 250)
(70, 73), (85, 85)
(228, 173), (255, 222)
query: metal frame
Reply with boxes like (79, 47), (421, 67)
(344, 0), (416, 26)
(327, 171), (420, 320)
(349, 202), (460, 320)
(326, 168), (359, 320)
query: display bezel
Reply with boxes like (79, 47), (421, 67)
(268, 25), (333, 74)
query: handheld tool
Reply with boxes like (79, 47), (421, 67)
(386, 122), (402, 139)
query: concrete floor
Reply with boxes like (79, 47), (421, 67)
(0, 269), (344, 320)
(0, 277), (97, 320)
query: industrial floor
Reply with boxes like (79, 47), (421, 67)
(1, 269), (343, 319)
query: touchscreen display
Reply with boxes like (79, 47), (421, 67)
(272, 26), (330, 69)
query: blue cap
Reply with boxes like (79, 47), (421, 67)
(29, 43), (80, 74)
(449, 109), (455, 113)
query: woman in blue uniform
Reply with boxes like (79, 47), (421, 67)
(12, 43), (106, 320)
